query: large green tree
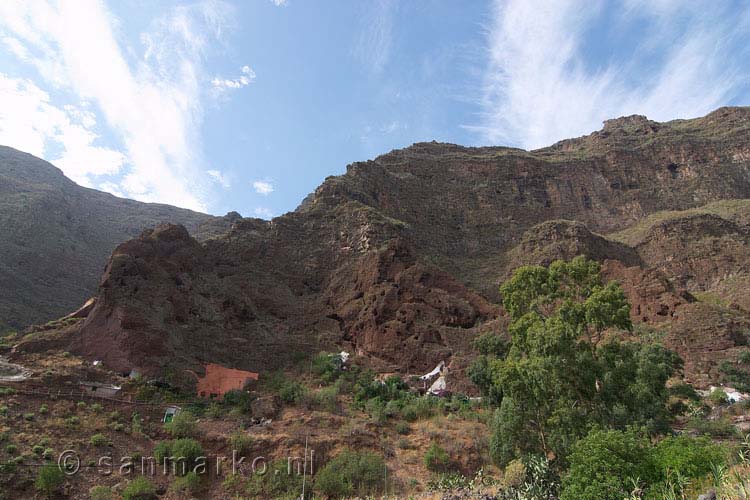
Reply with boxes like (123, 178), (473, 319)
(474, 257), (681, 465)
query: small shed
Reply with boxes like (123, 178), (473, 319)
(163, 406), (182, 423)
(80, 381), (121, 398)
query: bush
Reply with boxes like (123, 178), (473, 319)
(222, 389), (251, 412)
(4, 444), (17, 454)
(245, 458), (303, 498)
(229, 431), (253, 455)
(171, 471), (202, 494)
(424, 442), (451, 473)
(669, 382), (701, 401)
(561, 428), (656, 500)
(153, 441), (172, 464)
(314, 450), (386, 498)
(32, 444), (44, 456)
(35, 464), (65, 496)
(279, 380), (306, 404)
(709, 387), (729, 406)
(39, 404), (48, 415)
(395, 422), (410, 435)
(122, 476), (157, 500)
(169, 438), (205, 476)
(165, 410), (198, 438)
(652, 435), (726, 479)
(89, 485), (113, 500)
(90, 433), (111, 447)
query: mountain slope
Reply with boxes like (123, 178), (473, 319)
(13, 107), (750, 389)
(0, 146), (227, 332)
(22, 107), (742, 387)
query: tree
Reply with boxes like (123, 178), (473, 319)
(475, 257), (681, 465)
(35, 464), (64, 497)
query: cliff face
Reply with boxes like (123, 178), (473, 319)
(0, 146), (234, 333)
(42, 107), (750, 387)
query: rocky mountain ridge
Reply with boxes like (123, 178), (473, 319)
(11, 107), (750, 389)
(0, 146), (234, 332)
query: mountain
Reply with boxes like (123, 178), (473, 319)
(16, 107), (750, 389)
(0, 146), (235, 333)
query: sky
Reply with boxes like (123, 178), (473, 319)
(0, 0), (749, 218)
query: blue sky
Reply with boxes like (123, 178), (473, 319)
(0, 1), (749, 218)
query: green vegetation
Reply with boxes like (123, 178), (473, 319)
(562, 428), (727, 500)
(89, 433), (111, 447)
(164, 410), (198, 438)
(152, 438), (204, 476)
(478, 257), (680, 466)
(122, 476), (157, 500)
(34, 464), (64, 496)
(89, 485), (113, 500)
(424, 441), (451, 473)
(229, 431), (253, 455)
(314, 450), (386, 499)
(239, 458), (304, 499)
(171, 471), (202, 495)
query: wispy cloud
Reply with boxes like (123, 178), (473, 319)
(0, 0), (236, 211)
(474, 0), (750, 149)
(269, 0), (288, 6)
(0, 75), (125, 187)
(252, 180), (274, 195)
(353, 0), (395, 75)
(211, 65), (256, 94)
(207, 169), (231, 189)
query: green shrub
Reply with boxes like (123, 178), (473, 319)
(65, 415), (79, 427)
(4, 444), (17, 454)
(652, 435), (726, 479)
(23, 412), (34, 421)
(561, 428), (657, 500)
(122, 476), (157, 500)
(165, 410), (198, 438)
(709, 388), (729, 406)
(0, 405), (8, 416)
(171, 471), (202, 494)
(90, 434), (111, 447)
(229, 431), (253, 455)
(687, 416), (738, 438)
(222, 389), (252, 412)
(245, 458), (303, 498)
(395, 422), (410, 435)
(669, 382), (700, 401)
(424, 442), (451, 473)
(279, 380), (305, 404)
(39, 404), (48, 415)
(169, 438), (205, 476)
(89, 485), (113, 500)
(153, 441), (172, 464)
(91, 403), (104, 413)
(314, 450), (386, 498)
(32, 444), (44, 456)
(35, 464), (65, 496)
(42, 448), (54, 460)
(312, 352), (343, 384)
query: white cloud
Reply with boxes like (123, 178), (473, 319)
(207, 169), (231, 188)
(252, 180), (274, 195)
(0, 0), (236, 212)
(211, 65), (256, 94)
(0, 74), (125, 187)
(253, 207), (273, 219)
(353, 0), (395, 75)
(269, 0), (288, 6)
(474, 0), (750, 149)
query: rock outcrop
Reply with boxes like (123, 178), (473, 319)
(17, 107), (750, 387)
